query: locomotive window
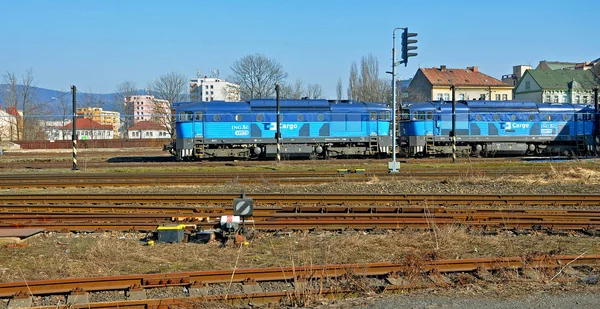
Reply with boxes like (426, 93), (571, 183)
(256, 114), (264, 122)
(562, 114), (569, 121)
(493, 114), (500, 121)
(194, 112), (203, 121)
(426, 111), (433, 120)
(475, 114), (482, 121)
(214, 114), (221, 122)
(529, 114), (535, 121)
(185, 112), (193, 121)
(235, 114), (242, 122)
(401, 109), (410, 120)
(297, 114), (304, 121)
(414, 111), (425, 120)
(510, 114), (517, 121)
(588, 114), (594, 121)
(370, 112), (377, 120)
(546, 115), (552, 121)
(317, 114), (324, 121)
(379, 111), (388, 120)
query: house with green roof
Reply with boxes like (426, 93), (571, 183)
(514, 69), (600, 104)
(536, 60), (578, 71)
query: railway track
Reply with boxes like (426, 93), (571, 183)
(1, 255), (598, 308)
(0, 167), (559, 188)
(1, 193), (599, 207)
(1, 204), (600, 232)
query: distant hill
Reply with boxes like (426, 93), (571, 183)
(0, 85), (146, 117)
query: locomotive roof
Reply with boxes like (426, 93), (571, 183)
(174, 99), (390, 113)
(403, 100), (595, 113)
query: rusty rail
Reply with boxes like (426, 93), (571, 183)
(1, 205), (600, 232)
(1, 193), (599, 207)
(1, 255), (598, 308)
(0, 169), (546, 188)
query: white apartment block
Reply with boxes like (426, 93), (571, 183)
(124, 95), (171, 124)
(190, 77), (241, 102)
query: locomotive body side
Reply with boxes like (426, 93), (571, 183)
(171, 99), (392, 160)
(399, 100), (596, 157)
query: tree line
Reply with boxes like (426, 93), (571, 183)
(1, 53), (394, 141)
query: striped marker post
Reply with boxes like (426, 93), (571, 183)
(71, 85), (78, 170)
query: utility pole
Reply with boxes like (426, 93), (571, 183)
(275, 83), (281, 163)
(71, 85), (78, 170)
(594, 87), (599, 155)
(451, 85), (456, 163)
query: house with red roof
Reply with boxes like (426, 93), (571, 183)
(406, 66), (513, 102)
(127, 121), (169, 139)
(47, 118), (114, 140)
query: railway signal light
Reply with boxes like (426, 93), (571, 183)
(401, 28), (418, 66)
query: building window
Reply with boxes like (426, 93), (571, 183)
(575, 95), (580, 103)
(525, 81), (530, 89)
(210, 91), (214, 95)
(545, 95), (551, 102)
(495, 94), (501, 100)
(562, 95), (567, 103)
(502, 94), (508, 100)
(437, 93), (443, 101)
(553, 95), (559, 103)
(443, 93), (450, 101)
(459, 94), (465, 100)
(583, 96), (589, 104)
(210, 85), (214, 89)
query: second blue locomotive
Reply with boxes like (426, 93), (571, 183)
(171, 99), (392, 160)
(399, 100), (597, 156)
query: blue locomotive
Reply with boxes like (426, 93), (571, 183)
(399, 100), (597, 156)
(170, 99), (393, 160)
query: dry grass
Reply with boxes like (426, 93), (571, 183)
(1, 229), (599, 283)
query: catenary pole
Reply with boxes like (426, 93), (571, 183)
(451, 85), (456, 163)
(275, 83), (281, 163)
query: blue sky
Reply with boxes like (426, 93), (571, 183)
(1, 0), (598, 98)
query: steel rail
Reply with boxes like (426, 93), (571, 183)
(1, 206), (600, 231)
(1, 255), (598, 299)
(1, 193), (600, 207)
(0, 170), (544, 189)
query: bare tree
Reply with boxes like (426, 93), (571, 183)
(152, 72), (188, 137)
(230, 53), (288, 100)
(279, 79), (324, 100)
(347, 54), (391, 103)
(347, 62), (358, 100)
(336, 78), (343, 100)
(112, 80), (138, 137)
(2, 69), (45, 140)
(305, 83), (323, 99)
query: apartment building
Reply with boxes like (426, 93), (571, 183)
(190, 77), (241, 102)
(124, 95), (171, 125)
